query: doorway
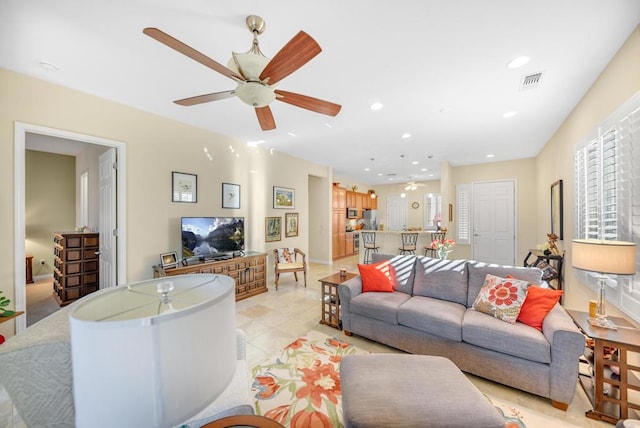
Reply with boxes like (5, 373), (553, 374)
(14, 123), (127, 332)
(472, 180), (516, 265)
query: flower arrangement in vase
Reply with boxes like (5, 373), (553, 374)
(431, 239), (455, 260)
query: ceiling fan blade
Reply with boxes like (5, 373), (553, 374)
(174, 91), (236, 106)
(259, 31), (321, 85)
(255, 106), (276, 131)
(143, 28), (244, 82)
(274, 90), (341, 116)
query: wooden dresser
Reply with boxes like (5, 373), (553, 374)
(53, 232), (100, 306)
(153, 251), (267, 301)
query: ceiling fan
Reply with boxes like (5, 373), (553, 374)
(403, 181), (426, 192)
(143, 15), (341, 131)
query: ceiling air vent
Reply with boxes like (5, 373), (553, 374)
(519, 71), (543, 91)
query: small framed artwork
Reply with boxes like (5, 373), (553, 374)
(265, 216), (282, 242)
(172, 172), (197, 203)
(285, 212), (299, 237)
(160, 251), (178, 268)
(273, 186), (295, 209)
(222, 183), (241, 209)
(551, 179), (563, 240)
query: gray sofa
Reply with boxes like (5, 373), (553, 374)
(338, 253), (585, 409)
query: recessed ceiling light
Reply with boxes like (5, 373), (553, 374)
(39, 61), (59, 71)
(502, 111), (517, 118)
(401, 133), (411, 139)
(507, 56), (530, 69)
(421, 168), (427, 172)
(325, 123), (333, 128)
(370, 102), (384, 111)
(377, 173), (383, 176)
(411, 161), (419, 165)
(364, 167), (370, 171)
(486, 154), (495, 158)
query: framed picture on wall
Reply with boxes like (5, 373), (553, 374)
(273, 186), (295, 209)
(222, 183), (240, 209)
(285, 212), (299, 237)
(265, 216), (282, 242)
(172, 172), (197, 203)
(551, 179), (563, 240)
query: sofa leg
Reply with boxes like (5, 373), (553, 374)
(551, 400), (568, 411)
(344, 330), (353, 336)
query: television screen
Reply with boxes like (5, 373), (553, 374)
(181, 217), (244, 259)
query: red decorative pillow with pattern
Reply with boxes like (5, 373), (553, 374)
(517, 286), (563, 331)
(358, 261), (396, 292)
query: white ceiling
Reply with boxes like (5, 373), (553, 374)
(2, 1), (639, 185)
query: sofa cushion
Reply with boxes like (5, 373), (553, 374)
(350, 291), (412, 325)
(371, 253), (416, 295)
(471, 274), (529, 324)
(413, 256), (468, 305)
(358, 261), (395, 292)
(466, 262), (542, 307)
(517, 286), (563, 331)
(397, 296), (466, 342)
(462, 309), (551, 364)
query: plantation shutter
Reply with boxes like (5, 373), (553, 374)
(456, 184), (470, 245)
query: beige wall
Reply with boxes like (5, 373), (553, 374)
(0, 68), (331, 336)
(535, 26), (640, 323)
(25, 150), (75, 277)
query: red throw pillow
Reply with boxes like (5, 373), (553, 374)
(517, 286), (563, 331)
(358, 261), (396, 292)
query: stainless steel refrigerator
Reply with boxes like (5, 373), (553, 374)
(362, 209), (379, 230)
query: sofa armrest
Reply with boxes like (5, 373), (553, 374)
(542, 304), (585, 404)
(338, 276), (363, 332)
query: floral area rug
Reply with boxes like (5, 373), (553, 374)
(250, 331), (581, 428)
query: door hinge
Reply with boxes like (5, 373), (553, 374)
(112, 228), (118, 237)
(113, 161), (118, 170)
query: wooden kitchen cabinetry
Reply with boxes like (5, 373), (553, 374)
(53, 232), (99, 306)
(153, 252), (267, 301)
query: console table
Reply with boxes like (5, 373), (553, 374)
(153, 252), (267, 301)
(567, 309), (640, 424)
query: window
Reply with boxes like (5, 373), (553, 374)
(456, 184), (470, 245)
(574, 91), (640, 323)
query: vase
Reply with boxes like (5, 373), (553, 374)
(438, 250), (448, 260)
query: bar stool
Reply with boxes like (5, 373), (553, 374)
(425, 231), (447, 257)
(399, 232), (419, 255)
(362, 232), (380, 264)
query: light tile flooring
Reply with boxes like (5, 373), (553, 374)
(24, 255), (610, 427)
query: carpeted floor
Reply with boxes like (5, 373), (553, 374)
(25, 277), (60, 327)
(250, 331), (583, 428)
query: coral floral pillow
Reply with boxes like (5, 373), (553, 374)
(472, 274), (529, 323)
(358, 261), (396, 292)
(517, 286), (563, 331)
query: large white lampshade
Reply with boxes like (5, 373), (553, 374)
(69, 274), (236, 428)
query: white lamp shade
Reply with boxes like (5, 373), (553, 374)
(572, 239), (636, 275)
(69, 274), (236, 428)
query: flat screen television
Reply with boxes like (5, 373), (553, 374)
(181, 217), (244, 259)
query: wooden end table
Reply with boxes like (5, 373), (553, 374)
(319, 272), (356, 330)
(566, 309), (640, 424)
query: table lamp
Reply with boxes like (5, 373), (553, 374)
(572, 239), (636, 328)
(69, 274), (236, 428)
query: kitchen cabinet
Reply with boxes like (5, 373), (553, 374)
(332, 209), (346, 258)
(333, 187), (346, 209)
(346, 190), (356, 208)
(345, 233), (354, 256)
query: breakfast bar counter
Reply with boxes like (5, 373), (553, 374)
(358, 230), (445, 263)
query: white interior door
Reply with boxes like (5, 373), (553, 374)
(386, 195), (407, 231)
(99, 148), (117, 288)
(472, 180), (515, 264)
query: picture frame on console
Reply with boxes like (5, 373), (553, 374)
(160, 251), (178, 268)
(172, 172), (197, 203)
(551, 179), (563, 240)
(222, 183), (240, 209)
(273, 186), (295, 209)
(265, 217), (282, 242)
(285, 212), (299, 237)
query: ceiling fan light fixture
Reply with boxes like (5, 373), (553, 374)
(235, 81), (275, 107)
(228, 52), (270, 80)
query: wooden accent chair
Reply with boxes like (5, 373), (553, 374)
(273, 248), (307, 290)
(425, 231), (447, 257)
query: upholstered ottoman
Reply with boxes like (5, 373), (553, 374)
(340, 354), (504, 428)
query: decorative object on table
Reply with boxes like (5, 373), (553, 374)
(222, 182), (240, 209)
(0, 291), (15, 317)
(572, 239), (636, 329)
(547, 232), (560, 255)
(550, 180), (563, 240)
(285, 212), (299, 237)
(69, 274), (236, 428)
(143, 15), (341, 132)
(273, 186), (295, 209)
(351, 185), (358, 191)
(160, 251), (178, 268)
(265, 217), (282, 242)
(431, 239), (455, 260)
(172, 171), (197, 203)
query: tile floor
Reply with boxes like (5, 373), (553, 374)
(23, 254), (611, 427)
